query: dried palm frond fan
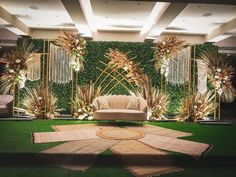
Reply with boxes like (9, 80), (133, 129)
(178, 91), (215, 122)
(22, 86), (59, 119)
(154, 36), (185, 77)
(106, 48), (145, 86)
(106, 49), (169, 119)
(0, 39), (35, 94)
(73, 82), (101, 119)
(199, 49), (235, 102)
(130, 76), (169, 120)
(55, 32), (86, 71)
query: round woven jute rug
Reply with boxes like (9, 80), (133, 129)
(96, 127), (145, 140)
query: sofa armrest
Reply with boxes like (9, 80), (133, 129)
(140, 99), (148, 113)
(92, 99), (99, 112)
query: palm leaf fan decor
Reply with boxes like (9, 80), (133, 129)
(0, 39), (35, 94)
(73, 82), (101, 119)
(154, 36), (185, 77)
(105, 48), (145, 86)
(178, 91), (215, 122)
(130, 76), (169, 120)
(199, 49), (235, 99)
(22, 86), (59, 119)
(55, 32), (86, 71)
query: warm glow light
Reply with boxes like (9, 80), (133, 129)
(140, 2), (170, 36)
(79, 0), (97, 33)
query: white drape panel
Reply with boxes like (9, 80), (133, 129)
(167, 46), (191, 85)
(27, 54), (41, 81)
(49, 43), (72, 84)
(197, 60), (208, 94)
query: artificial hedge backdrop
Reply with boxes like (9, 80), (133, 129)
(23, 39), (216, 116)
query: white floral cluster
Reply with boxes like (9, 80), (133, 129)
(214, 67), (229, 95)
(192, 100), (203, 119)
(160, 58), (170, 79)
(68, 38), (85, 72)
(5, 59), (27, 89)
(69, 56), (82, 72)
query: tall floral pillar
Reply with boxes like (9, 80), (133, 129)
(56, 32), (86, 117)
(153, 36), (185, 93)
(0, 40), (35, 117)
(199, 49), (235, 120)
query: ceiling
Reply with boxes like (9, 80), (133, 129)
(0, 0), (236, 45)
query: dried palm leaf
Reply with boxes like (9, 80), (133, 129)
(73, 82), (101, 119)
(178, 91), (215, 122)
(199, 49), (235, 98)
(105, 48), (145, 86)
(0, 39), (35, 94)
(130, 76), (169, 119)
(154, 35), (185, 70)
(22, 86), (58, 119)
(55, 32), (86, 71)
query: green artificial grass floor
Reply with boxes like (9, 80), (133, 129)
(0, 120), (236, 177)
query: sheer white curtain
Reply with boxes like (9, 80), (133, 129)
(167, 46), (191, 85)
(49, 44), (72, 84)
(27, 54), (41, 81)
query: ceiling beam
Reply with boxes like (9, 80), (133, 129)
(93, 31), (142, 42)
(78, 0), (97, 33)
(124, 0), (236, 5)
(30, 28), (76, 39)
(160, 33), (205, 44)
(61, 0), (91, 36)
(140, 2), (170, 39)
(149, 3), (187, 39)
(205, 18), (236, 42)
(0, 7), (31, 35)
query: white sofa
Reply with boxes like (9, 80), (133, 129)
(0, 95), (13, 117)
(92, 95), (147, 123)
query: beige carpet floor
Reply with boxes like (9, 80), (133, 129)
(40, 139), (119, 171)
(126, 124), (192, 138)
(34, 123), (211, 176)
(139, 134), (210, 159)
(110, 140), (182, 177)
(52, 123), (116, 131)
(33, 129), (100, 143)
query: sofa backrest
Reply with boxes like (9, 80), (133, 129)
(0, 95), (14, 105)
(95, 95), (146, 109)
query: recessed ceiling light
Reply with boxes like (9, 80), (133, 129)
(0, 46), (2, 49)
(203, 12), (212, 17)
(29, 5), (39, 10)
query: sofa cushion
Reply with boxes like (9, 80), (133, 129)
(96, 109), (143, 114)
(94, 109), (146, 121)
(126, 97), (139, 110)
(97, 98), (110, 110)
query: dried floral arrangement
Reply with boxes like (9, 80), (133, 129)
(154, 36), (185, 77)
(73, 82), (101, 119)
(131, 76), (169, 120)
(22, 86), (59, 119)
(55, 32), (86, 71)
(0, 40), (35, 93)
(199, 49), (235, 97)
(105, 48), (145, 86)
(178, 91), (215, 122)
